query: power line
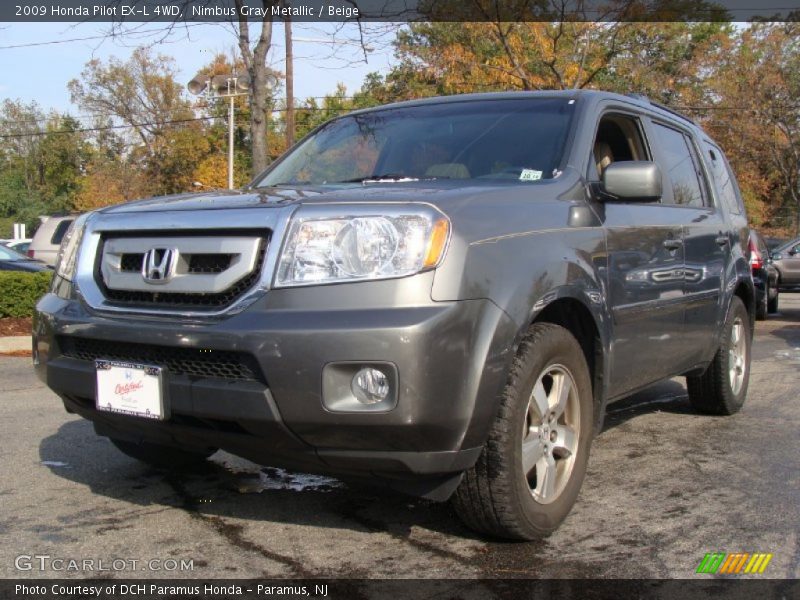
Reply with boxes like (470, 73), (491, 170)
(0, 23), (206, 50)
(0, 98), (358, 126)
(0, 106), (356, 138)
(675, 105), (800, 111)
(0, 115), (216, 138)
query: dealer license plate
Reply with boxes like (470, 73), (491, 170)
(95, 360), (166, 420)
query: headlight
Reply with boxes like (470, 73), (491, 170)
(275, 205), (450, 287)
(54, 212), (92, 282)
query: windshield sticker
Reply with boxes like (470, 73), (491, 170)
(520, 169), (543, 182)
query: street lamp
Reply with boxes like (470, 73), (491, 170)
(187, 72), (250, 190)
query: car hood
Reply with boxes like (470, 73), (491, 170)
(95, 179), (570, 215)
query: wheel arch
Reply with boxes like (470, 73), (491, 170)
(733, 276), (756, 332)
(528, 291), (610, 434)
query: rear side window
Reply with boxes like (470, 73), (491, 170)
(702, 141), (744, 215)
(50, 220), (73, 245)
(652, 123), (706, 207)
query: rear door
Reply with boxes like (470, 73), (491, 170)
(646, 123), (730, 368)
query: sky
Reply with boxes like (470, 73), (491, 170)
(0, 21), (397, 115)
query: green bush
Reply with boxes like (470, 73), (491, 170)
(0, 271), (53, 318)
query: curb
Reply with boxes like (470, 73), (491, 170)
(0, 336), (31, 353)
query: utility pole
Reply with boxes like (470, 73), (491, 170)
(228, 93), (235, 189)
(284, 9), (295, 148)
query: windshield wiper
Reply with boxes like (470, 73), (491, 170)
(334, 173), (427, 184)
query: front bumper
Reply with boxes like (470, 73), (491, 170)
(34, 273), (516, 498)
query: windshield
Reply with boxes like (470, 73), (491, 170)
(255, 97), (575, 187)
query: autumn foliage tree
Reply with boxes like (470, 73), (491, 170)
(700, 23), (800, 233)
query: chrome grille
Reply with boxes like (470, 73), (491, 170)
(97, 230), (269, 310)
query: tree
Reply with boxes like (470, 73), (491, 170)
(388, 19), (729, 99)
(0, 101), (88, 227)
(38, 116), (92, 211)
(73, 156), (150, 211)
(68, 48), (213, 195)
(233, 0), (277, 176)
(703, 23), (800, 233)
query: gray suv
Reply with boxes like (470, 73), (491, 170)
(34, 91), (753, 540)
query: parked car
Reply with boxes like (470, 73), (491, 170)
(749, 230), (779, 319)
(3, 238), (32, 255)
(27, 215), (75, 266)
(34, 91), (754, 540)
(771, 236), (800, 291)
(0, 244), (52, 272)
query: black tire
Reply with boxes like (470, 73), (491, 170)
(451, 323), (593, 540)
(755, 285), (768, 321)
(110, 438), (215, 469)
(686, 296), (751, 415)
(767, 289), (779, 314)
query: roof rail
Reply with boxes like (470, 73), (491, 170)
(625, 92), (696, 126)
(626, 93), (650, 103)
(650, 101), (696, 126)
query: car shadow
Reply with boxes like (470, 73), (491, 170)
(600, 378), (694, 433)
(39, 419), (479, 550)
(40, 376), (698, 549)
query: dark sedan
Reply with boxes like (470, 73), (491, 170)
(750, 230), (779, 319)
(0, 244), (52, 272)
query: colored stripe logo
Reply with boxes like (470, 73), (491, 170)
(696, 552), (773, 574)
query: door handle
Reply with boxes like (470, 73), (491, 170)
(663, 239), (683, 251)
(715, 235), (729, 247)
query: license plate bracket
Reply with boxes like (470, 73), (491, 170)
(95, 360), (167, 420)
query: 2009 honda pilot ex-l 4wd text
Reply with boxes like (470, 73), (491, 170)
(34, 90), (754, 540)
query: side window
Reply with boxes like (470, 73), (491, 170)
(652, 123), (706, 208)
(702, 141), (744, 215)
(591, 113), (648, 180)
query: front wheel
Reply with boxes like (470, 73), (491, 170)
(452, 323), (593, 540)
(686, 296), (751, 415)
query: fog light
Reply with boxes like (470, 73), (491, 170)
(351, 367), (390, 405)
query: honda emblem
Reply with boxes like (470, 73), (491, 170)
(142, 247), (178, 284)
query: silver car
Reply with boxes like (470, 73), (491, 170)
(771, 237), (800, 290)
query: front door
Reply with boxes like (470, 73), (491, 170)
(604, 205), (687, 396)
(590, 110), (688, 397)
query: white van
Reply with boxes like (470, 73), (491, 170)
(28, 215), (75, 266)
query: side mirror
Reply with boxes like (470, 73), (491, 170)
(600, 161), (662, 202)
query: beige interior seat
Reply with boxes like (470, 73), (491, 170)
(425, 163), (471, 179)
(593, 142), (614, 177)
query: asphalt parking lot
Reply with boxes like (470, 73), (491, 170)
(1, 295), (799, 580)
